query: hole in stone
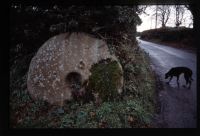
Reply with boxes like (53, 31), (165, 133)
(65, 72), (82, 91)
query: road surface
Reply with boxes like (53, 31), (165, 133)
(138, 38), (197, 128)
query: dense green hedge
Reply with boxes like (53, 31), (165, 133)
(140, 27), (194, 47)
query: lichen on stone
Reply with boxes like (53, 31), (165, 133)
(27, 33), (123, 105)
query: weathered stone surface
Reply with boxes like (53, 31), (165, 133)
(27, 33), (123, 105)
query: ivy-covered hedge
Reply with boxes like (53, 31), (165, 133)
(87, 59), (123, 102)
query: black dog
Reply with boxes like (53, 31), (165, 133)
(165, 67), (193, 89)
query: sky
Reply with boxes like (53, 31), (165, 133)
(137, 5), (193, 32)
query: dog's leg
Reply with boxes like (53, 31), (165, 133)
(167, 76), (173, 84)
(182, 77), (187, 88)
(184, 74), (191, 89)
(176, 76), (180, 88)
(188, 79), (192, 89)
(184, 74), (189, 85)
(184, 74), (192, 89)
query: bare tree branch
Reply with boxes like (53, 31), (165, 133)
(175, 5), (185, 27)
(157, 5), (171, 28)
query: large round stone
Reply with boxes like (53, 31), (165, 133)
(27, 33), (123, 105)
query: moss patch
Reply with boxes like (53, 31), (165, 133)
(87, 59), (123, 102)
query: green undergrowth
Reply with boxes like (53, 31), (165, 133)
(10, 39), (156, 128)
(87, 59), (123, 102)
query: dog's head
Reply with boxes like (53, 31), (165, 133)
(165, 73), (169, 79)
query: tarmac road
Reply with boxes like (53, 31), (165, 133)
(138, 38), (197, 128)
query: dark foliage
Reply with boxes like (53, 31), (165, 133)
(140, 27), (195, 48)
(10, 3), (155, 128)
